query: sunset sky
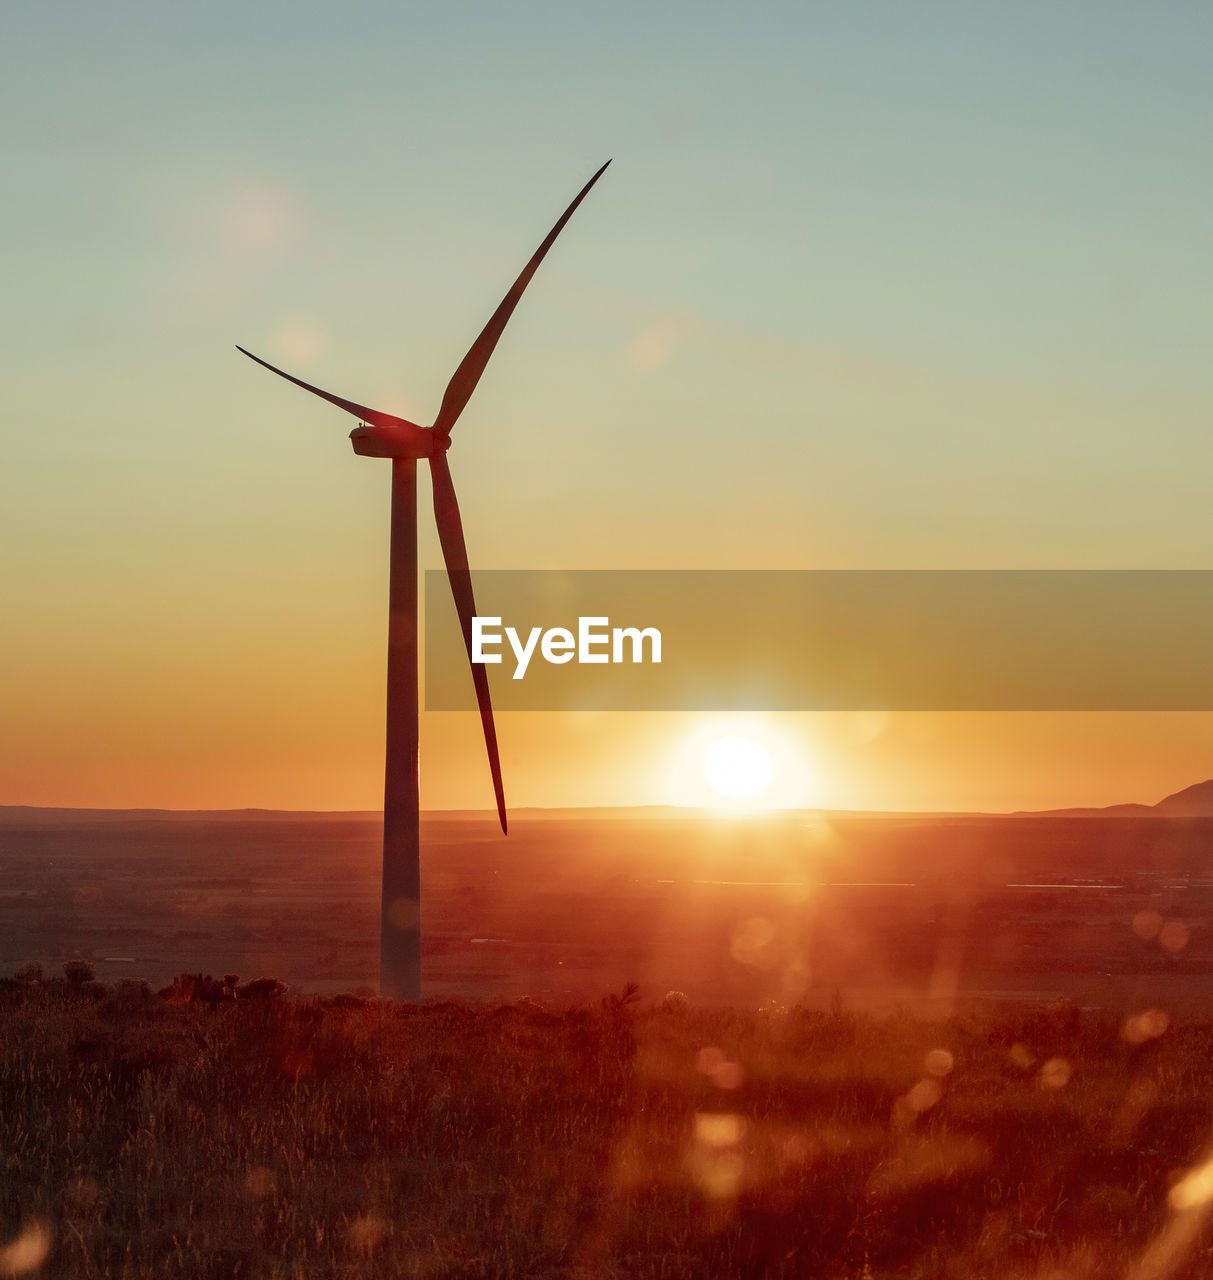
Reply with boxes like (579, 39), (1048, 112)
(5, 3), (1213, 813)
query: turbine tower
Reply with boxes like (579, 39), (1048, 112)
(237, 161), (610, 1001)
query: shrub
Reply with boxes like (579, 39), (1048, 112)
(113, 977), (154, 1002)
(159, 973), (231, 1005)
(62, 958), (95, 986)
(237, 977), (287, 1001)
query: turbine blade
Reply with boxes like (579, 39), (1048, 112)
(431, 159), (611, 441)
(235, 346), (423, 431)
(429, 451), (507, 834)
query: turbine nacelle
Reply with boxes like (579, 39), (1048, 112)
(349, 423), (448, 460)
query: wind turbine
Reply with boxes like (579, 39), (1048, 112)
(237, 160), (610, 1001)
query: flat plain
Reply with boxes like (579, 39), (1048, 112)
(1, 810), (1209, 1013)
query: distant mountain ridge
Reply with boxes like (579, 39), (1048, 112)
(5, 780), (1213, 824)
(0, 806), (381, 826)
(1155, 779), (1213, 814)
(1014, 779), (1213, 818)
(0, 805), (697, 826)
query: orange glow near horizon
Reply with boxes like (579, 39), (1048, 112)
(6, 687), (1213, 814)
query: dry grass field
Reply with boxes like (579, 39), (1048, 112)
(3, 811), (1213, 1276)
(2, 976), (1213, 1278)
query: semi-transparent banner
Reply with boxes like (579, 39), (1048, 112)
(423, 570), (1213, 711)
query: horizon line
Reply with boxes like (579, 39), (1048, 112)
(0, 794), (1204, 821)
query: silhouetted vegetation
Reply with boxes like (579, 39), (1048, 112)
(2, 974), (1212, 1277)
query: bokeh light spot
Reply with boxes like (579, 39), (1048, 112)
(1039, 1057), (1072, 1090)
(1160, 920), (1190, 953)
(905, 1078), (942, 1113)
(245, 1166), (276, 1198)
(1132, 909), (1163, 940)
(1171, 1156), (1213, 1210)
(924, 1048), (954, 1078)
(695, 1112), (746, 1148)
(277, 318), (328, 363)
(1008, 1043), (1036, 1071)
(696, 1046), (724, 1076)
(1122, 1009), (1170, 1044)
(347, 1214), (388, 1256)
(628, 316), (686, 372)
(0, 1221), (51, 1277)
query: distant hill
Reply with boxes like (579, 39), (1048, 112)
(1014, 778), (1213, 818)
(5, 780), (1213, 825)
(0, 804), (702, 827)
(0, 806), (381, 826)
(1011, 802), (1156, 818)
(1153, 779), (1213, 815)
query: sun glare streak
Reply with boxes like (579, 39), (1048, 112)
(1130, 1143), (1213, 1280)
(1170, 1158), (1213, 1212)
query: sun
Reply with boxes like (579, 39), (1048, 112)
(703, 736), (774, 801)
(666, 718), (818, 811)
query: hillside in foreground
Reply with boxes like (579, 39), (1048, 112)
(2, 975), (1213, 1278)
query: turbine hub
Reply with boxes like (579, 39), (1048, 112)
(350, 424), (440, 459)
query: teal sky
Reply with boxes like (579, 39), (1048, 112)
(5, 3), (1213, 810)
